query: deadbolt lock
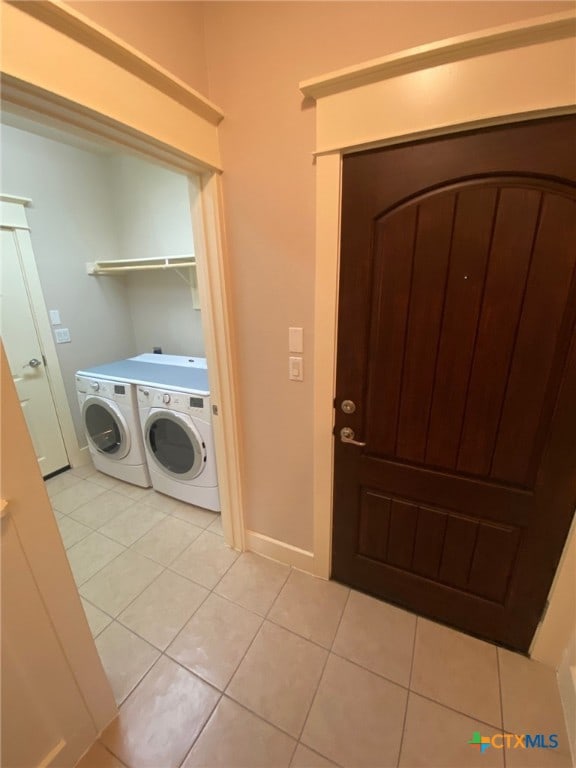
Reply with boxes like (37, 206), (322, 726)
(341, 399), (356, 414)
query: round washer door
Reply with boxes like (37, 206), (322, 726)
(82, 397), (130, 460)
(145, 410), (206, 481)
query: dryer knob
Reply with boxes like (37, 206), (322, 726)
(91, 381), (100, 392)
(163, 393), (171, 404)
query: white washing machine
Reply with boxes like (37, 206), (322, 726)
(76, 373), (150, 487)
(137, 385), (220, 511)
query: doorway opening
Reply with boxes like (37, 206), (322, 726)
(1, 104), (243, 707)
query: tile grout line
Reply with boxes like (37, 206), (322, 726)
(70, 498), (174, 546)
(408, 689), (507, 733)
(127, 528), (206, 568)
(214, 688), (313, 747)
(73, 512), (220, 603)
(72, 541), (131, 590)
(221, 609), (270, 694)
(262, 562), (293, 620)
(67, 513), (163, 552)
(110, 577), (208, 654)
(70, 484), (508, 760)
(167, 529), (240, 591)
(93, 542), (233, 650)
(148, 581), (214, 655)
(206, 583), (270, 619)
(99, 742), (129, 767)
(62, 488), (145, 530)
(496, 647), (508, 768)
(262, 599), (508, 736)
(395, 615), (419, 768)
(79, 481), (551, 768)
(75, 506), (508, 732)
(103, 593), (226, 764)
(326, 645), (414, 691)
(175, 689), (225, 768)
(169, 554), (293, 688)
(110, 567), (451, 730)
(78, 546), (166, 594)
(186, 561), (304, 749)
(172, 554), (293, 766)
(108, 651), (224, 768)
(83, 506), (510, 768)
(80, 519), (239, 649)
(56, 478), (231, 656)
(266, 613), (342, 653)
(54, 475), (125, 507)
(292, 588), (353, 765)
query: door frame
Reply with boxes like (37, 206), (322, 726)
(0, 197), (80, 468)
(303, 10), (576, 648)
(1, 0), (245, 552)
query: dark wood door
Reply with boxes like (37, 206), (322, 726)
(332, 116), (576, 652)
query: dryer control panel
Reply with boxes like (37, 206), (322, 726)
(137, 386), (209, 418)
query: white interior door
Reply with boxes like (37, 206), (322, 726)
(1, 508), (96, 767)
(1, 227), (69, 476)
(1, 340), (110, 767)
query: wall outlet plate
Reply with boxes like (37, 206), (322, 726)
(55, 328), (71, 343)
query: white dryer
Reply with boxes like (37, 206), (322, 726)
(137, 385), (220, 511)
(76, 374), (150, 487)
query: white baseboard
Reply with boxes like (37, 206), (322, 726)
(558, 634), (576, 764)
(245, 530), (315, 574)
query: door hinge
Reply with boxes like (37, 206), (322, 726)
(42, 354), (47, 367)
(212, 405), (218, 416)
(333, 397), (337, 409)
(539, 599), (550, 624)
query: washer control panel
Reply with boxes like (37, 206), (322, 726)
(76, 375), (130, 401)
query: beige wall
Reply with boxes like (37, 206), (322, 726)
(1, 124), (137, 446)
(67, 1), (209, 94)
(72, 0), (574, 551)
(201, 1), (573, 550)
(531, 516), (576, 667)
(108, 154), (206, 357)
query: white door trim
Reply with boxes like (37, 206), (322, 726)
(189, 172), (246, 550)
(1, 196), (83, 469)
(304, 11), (576, 579)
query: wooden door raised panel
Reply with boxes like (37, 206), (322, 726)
(366, 180), (575, 489)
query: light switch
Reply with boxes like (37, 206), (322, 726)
(49, 309), (61, 326)
(55, 328), (71, 343)
(289, 356), (303, 381)
(288, 327), (303, 354)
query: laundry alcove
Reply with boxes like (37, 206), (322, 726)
(1, 122), (207, 451)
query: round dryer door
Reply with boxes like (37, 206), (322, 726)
(83, 397), (130, 460)
(145, 411), (206, 481)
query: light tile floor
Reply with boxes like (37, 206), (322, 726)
(46, 467), (573, 768)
